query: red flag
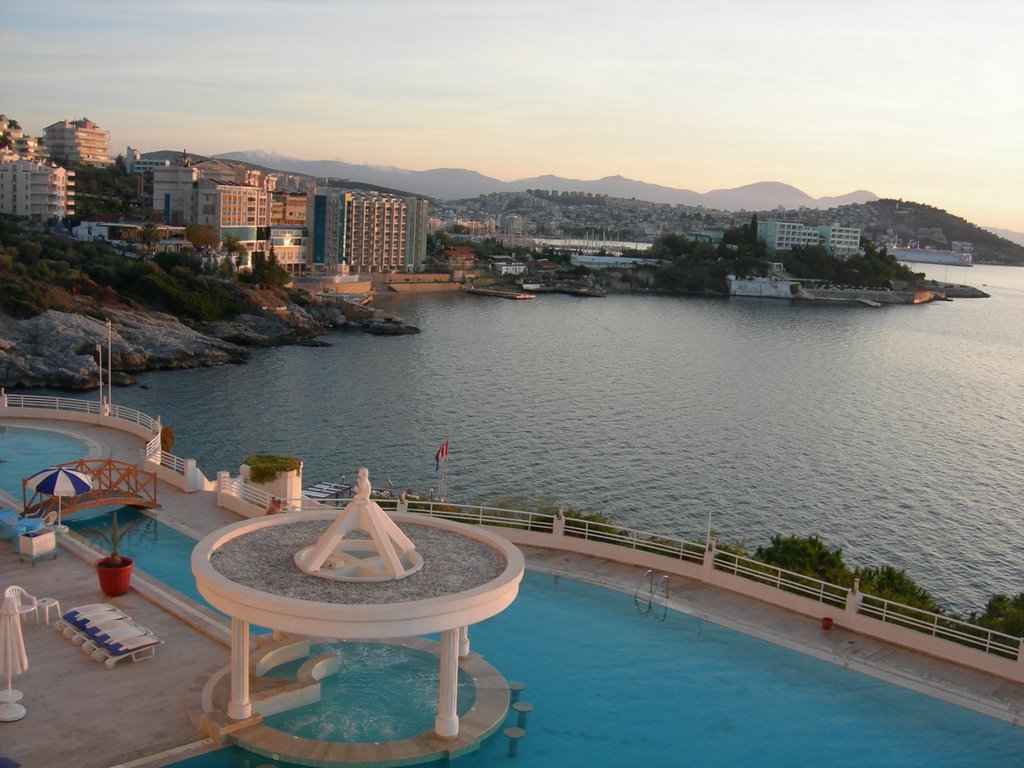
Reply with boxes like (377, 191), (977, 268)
(434, 440), (448, 471)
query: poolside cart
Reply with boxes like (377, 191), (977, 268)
(18, 529), (57, 565)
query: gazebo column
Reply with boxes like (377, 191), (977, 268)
(458, 625), (470, 658)
(227, 617), (252, 720)
(435, 627), (460, 739)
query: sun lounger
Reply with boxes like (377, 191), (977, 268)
(80, 621), (152, 648)
(88, 633), (162, 669)
(56, 609), (129, 639)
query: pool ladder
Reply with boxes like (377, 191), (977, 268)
(634, 569), (669, 621)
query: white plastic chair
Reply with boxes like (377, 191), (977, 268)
(3, 585), (38, 624)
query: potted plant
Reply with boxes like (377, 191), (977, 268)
(88, 510), (141, 597)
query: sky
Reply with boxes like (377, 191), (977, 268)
(3, 0), (1022, 231)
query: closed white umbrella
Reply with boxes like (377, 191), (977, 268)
(25, 466), (93, 533)
(0, 594), (28, 722)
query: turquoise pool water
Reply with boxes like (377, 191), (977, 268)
(165, 570), (1024, 767)
(261, 642), (476, 742)
(0, 425), (89, 505)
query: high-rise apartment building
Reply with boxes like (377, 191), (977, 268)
(0, 157), (75, 221)
(305, 189), (430, 274)
(344, 192), (408, 273)
(405, 196), (430, 271)
(305, 188), (345, 270)
(42, 118), (113, 166)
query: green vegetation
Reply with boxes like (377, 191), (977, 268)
(972, 593), (1024, 637)
(0, 215), (266, 322)
(84, 509), (145, 565)
(612, 217), (924, 296)
(71, 161), (148, 221)
(242, 454), (302, 483)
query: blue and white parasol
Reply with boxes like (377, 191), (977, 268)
(24, 466), (93, 532)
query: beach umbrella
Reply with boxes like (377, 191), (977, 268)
(25, 466), (93, 532)
(0, 595), (28, 722)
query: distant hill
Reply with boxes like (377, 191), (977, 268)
(213, 150), (877, 210)
(985, 227), (1024, 248)
(863, 200), (1024, 265)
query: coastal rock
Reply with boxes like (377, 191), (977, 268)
(0, 309), (249, 390)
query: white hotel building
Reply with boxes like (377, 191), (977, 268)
(757, 220), (861, 258)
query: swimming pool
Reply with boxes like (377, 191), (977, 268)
(0, 425), (89, 503)
(3, 428), (1020, 767)
(163, 569), (1024, 767)
(46, 506), (1024, 768)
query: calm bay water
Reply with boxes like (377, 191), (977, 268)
(43, 263), (1024, 614)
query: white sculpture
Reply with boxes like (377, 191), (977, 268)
(294, 468), (422, 581)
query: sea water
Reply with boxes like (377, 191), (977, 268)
(19, 264), (1024, 614)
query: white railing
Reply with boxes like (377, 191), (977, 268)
(4, 397), (1019, 668)
(858, 594), (1021, 659)
(2, 394), (160, 434)
(563, 515), (706, 563)
(712, 550), (850, 608)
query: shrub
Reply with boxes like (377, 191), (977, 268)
(243, 454), (301, 483)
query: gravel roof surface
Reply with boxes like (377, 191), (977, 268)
(209, 520), (508, 605)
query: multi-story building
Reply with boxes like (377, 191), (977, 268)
(271, 192), (308, 227)
(305, 188), (345, 271)
(125, 147), (170, 174)
(152, 165), (199, 225)
(0, 156), (75, 221)
(344, 192), (408, 273)
(818, 224), (861, 258)
(269, 226), (306, 273)
(405, 196), (430, 272)
(0, 116), (48, 162)
(42, 118), (113, 166)
(757, 220), (861, 258)
(195, 179), (272, 266)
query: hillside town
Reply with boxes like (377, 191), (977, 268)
(2, 112), (1020, 281)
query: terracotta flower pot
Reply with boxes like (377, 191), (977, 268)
(96, 556), (134, 596)
(821, 617), (834, 630)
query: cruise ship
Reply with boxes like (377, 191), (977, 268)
(889, 241), (973, 267)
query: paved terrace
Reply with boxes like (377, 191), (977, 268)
(1, 418), (1022, 768)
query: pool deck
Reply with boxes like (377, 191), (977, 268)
(1, 417), (1023, 767)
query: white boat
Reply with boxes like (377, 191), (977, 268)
(888, 239), (972, 267)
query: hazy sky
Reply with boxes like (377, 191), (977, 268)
(3, 1), (1021, 230)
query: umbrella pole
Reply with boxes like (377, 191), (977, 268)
(54, 496), (67, 534)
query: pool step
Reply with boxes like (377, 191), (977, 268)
(249, 642), (342, 718)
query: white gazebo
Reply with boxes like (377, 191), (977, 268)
(192, 468), (525, 746)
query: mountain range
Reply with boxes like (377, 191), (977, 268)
(214, 150), (878, 211)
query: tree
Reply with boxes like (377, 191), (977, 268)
(139, 222), (161, 255)
(185, 225), (219, 251)
(971, 593), (1024, 637)
(754, 534), (847, 582)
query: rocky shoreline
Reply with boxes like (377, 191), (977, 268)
(0, 302), (357, 390)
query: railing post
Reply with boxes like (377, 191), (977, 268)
(702, 537), (717, 576)
(844, 578), (861, 617)
(216, 471), (231, 507)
